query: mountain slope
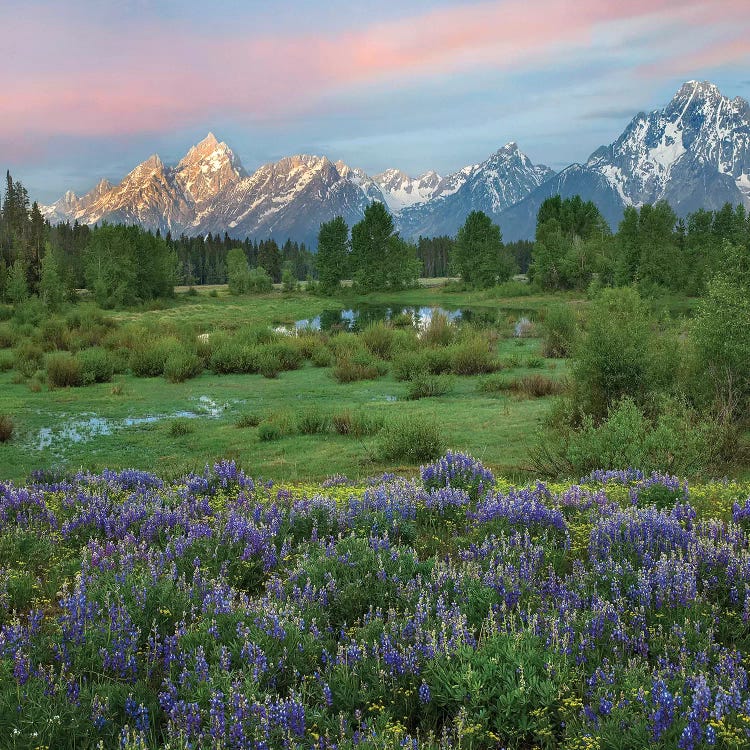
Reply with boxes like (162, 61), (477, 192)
(397, 143), (554, 239)
(41, 81), (750, 244)
(498, 80), (750, 240)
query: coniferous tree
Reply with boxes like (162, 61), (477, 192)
(351, 202), (394, 292)
(39, 243), (64, 311)
(6, 259), (29, 303)
(452, 210), (512, 288)
(316, 216), (349, 294)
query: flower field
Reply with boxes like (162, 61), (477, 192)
(1, 454), (750, 749)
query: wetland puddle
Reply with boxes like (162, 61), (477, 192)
(33, 396), (238, 452)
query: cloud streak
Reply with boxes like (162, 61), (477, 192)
(1, 0), (748, 148)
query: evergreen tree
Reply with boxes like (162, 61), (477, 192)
(452, 211), (511, 288)
(6, 259), (29, 303)
(351, 203), (394, 292)
(39, 243), (64, 311)
(258, 240), (282, 283)
(316, 216), (349, 294)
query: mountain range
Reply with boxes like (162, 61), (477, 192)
(42, 81), (750, 245)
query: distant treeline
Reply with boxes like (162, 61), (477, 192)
(1, 167), (748, 306)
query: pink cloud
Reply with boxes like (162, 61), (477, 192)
(0, 0), (748, 145)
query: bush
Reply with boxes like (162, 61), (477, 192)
(13, 341), (44, 378)
(516, 374), (566, 398)
(361, 322), (395, 359)
(392, 351), (428, 381)
(424, 347), (454, 375)
(332, 409), (384, 437)
(541, 304), (578, 358)
(310, 343), (334, 368)
(332, 350), (386, 383)
(164, 350), (203, 383)
(130, 338), (181, 378)
(259, 342), (302, 371)
(38, 318), (70, 351)
(246, 267), (273, 293)
(46, 351), (82, 388)
(0, 350), (13, 372)
(477, 374), (513, 393)
(236, 412), (262, 428)
(407, 374), (454, 400)
(561, 397), (723, 476)
(572, 287), (672, 419)
(209, 339), (256, 374)
(168, 418), (195, 437)
(0, 415), (13, 442)
(449, 337), (499, 375)
(421, 311), (455, 347)
(255, 349), (281, 379)
(258, 421), (283, 441)
(0, 323), (16, 348)
(77, 347), (115, 385)
(297, 408), (329, 435)
(377, 415), (445, 462)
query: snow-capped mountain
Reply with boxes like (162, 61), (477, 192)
(498, 81), (750, 240)
(397, 143), (554, 239)
(371, 169), (443, 212)
(200, 155), (375, 244)
(41, 81), (750, 244)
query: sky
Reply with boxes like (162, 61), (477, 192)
(1, 0), (749, 203)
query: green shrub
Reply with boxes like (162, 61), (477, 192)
(258, 421), (283, 441)
(516, 374), (565, 398)
(310, 343), (334, 368)
(235, 412), (262, 428)
(449, 337), (499, 375)
(377, 415), (445, 462)
(77, 347), (115, 385)
(407, 374), (454, 400)
(477, 374), (514, 393)
(0, 350), (13, 372)
(541, 304), (578, 358)
(424, 347), (454, 374)
(0, 415), (13, 443)
(327, 333), (362, 360)
(563, 397), (721, 475)
(246, 267), (273, 293)
(420, 311), (455, 347)
(164, 350), (203, 383)
(209, 289), (219, 298)
(13, 341), (44, 378)
(38, 318), (70, 351)
(168, 418), (195, 437)
(392, 351), (428, 381)
(259, 342), (302, 371)
(255, 349), (281, 379)
(129, 338), (181, 377)
(46, 351), (82, 388)
(572, 287), (670, 419)
(332, 350), (386, 383)
(209, 339), (256, 374)
(297, 408), (330, 435)
(361, 322), (395, 359)
(504, 354), (521, 369)
(0, 322), (16, 348)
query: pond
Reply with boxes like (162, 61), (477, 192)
(290, 305), (510, 332)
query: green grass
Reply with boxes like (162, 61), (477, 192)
(0, 348), (562, 483)
(0, 286), (577, 482)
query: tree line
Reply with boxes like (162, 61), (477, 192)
(3, 167), (749, 305)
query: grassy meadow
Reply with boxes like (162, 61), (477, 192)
(0, 283), (576, 483)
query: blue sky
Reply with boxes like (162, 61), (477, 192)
(1, 0), (748, 203)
